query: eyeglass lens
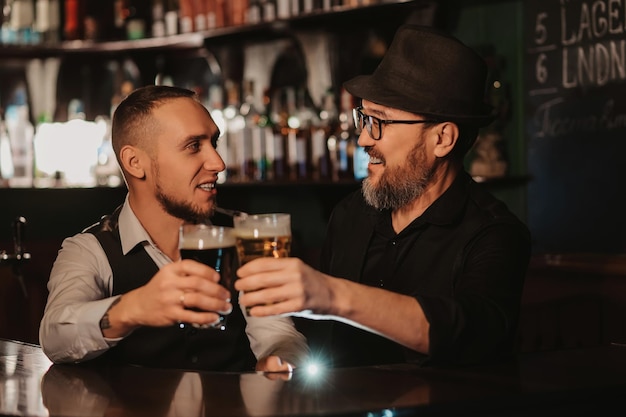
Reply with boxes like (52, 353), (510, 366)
(352, 108), (381, 140)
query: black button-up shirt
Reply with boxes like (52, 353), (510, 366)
(319, 171), (531, 367)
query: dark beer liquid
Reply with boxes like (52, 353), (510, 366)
(180, 246), (236, 289)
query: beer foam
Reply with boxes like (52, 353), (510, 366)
(180, 227), (236, 249)
(180, 236), (235, 249)
(233, 214), (291, 238)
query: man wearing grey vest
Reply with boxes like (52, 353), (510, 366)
(39, 85), (308, 372)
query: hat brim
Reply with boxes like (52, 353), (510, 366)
(344, 75), (496, 127)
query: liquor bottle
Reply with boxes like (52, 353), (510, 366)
(207, 0), (225, 29)
(295, 87), (317, 180)
(225, 0), (246, 26)
(192, 0), (206, 32)
(336, 87), (356, 180)
(151, 0), (165, 37)
(5, 99), (35, 188)
(223, 80), (245, 182)
(275, 0), (289, 19)
(240, 79), (264, 181)
(261, 0), (275, 22)
(269, 88), (286, 180)
(124, 0), (151, 39)
(35, 0), (60, 43)
(283, 86), (300, 180)
(11, 0), (35, 44)
(311, 88), (336, 181)
(246, 0), (261, 24)
(208, 84), (228, 184)
(0, 114), (14, 183)
(178, 0), (193, 33)
(164, 0), (178, 35)
(258, 88), (274, 180)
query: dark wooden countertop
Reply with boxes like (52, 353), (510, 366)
(1, 338), (625, 417)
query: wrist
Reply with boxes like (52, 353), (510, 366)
(99, 296), (122, 332)
(327, 276), (352, 318)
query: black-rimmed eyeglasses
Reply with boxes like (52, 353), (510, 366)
(352, 106), (440, 140)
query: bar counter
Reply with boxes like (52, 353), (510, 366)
(1, 338), (624, 416)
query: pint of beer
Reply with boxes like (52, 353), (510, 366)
(232, 213), (292, 265)
(179, 224), (236, 330)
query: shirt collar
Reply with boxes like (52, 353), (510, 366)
(420, 171), (471, 226)
(118, 195), (155, 255)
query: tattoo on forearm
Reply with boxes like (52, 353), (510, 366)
(100, 296), (122, 330)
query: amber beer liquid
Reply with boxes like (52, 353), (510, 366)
(179, 225), (236, 329)
(233, 213), (291, 313)
(233, 213), (292, 264)
(235, 235), (291, 265)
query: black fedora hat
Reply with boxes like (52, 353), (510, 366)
(344, 24), (495, 127)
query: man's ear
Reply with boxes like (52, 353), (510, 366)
(433, 122), (460, 158)
(119, 145), (146, 180)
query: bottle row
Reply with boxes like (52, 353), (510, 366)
(0, 0), (388, 45)
(210, 80), (368, 184)
(0, 81), (368, 188)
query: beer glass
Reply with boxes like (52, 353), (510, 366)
(233, 213), (292, 265)
(179, 224), (236, 330)
(233, 213), (291, 313)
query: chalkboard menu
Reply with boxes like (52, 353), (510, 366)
(525, 0), (626, 253)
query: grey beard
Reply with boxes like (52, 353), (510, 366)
(362, 175), (428, 210)
(361, 141), (435, 210)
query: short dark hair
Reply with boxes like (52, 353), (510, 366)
(111, 85), (197, 159)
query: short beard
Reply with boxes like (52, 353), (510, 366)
(362, 139), (435, 210)
(154, 164), (214, 224)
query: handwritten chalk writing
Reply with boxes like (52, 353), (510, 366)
(561, 0), (626, 46)
(533, 97), (626, 138)
(562, 39), (626, 88)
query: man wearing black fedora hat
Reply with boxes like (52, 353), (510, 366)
(235, 24), (531, 367)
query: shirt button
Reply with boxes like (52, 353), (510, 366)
(391, 241), (397, 246)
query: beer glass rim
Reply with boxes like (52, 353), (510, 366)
(234, 213), (290, 219)
(232, 213), (291, 237)
(179, 224), (236, 249)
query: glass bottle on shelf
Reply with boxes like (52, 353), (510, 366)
(162, 0), (177, 35)
(275, 0), (289, 19)
(223, 80), (245, 182)
(246, 0), (261, 24)
(151, 0), (165, 37)
(336, 86), (356, 180)
(35, 0), (60, 44)
(207, 84), (228, 184)
(11, 0), (35, 44)
(295, 86), (316, 180)
(269, 88), (286, 181)
(177, 0), (193, 33)
(207, 0), (225, 29)
(5, 100), (35, 188)
(192, 0), (206, 31)
(0, 114), (14, 184)
(225, 0), (246, 27)
(312, 88), (336, 181)
(240, 79), (262, 182)
(258, 88), (274, 181)
(284, 86), (301, 181)
(261, 0), (276, 22)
